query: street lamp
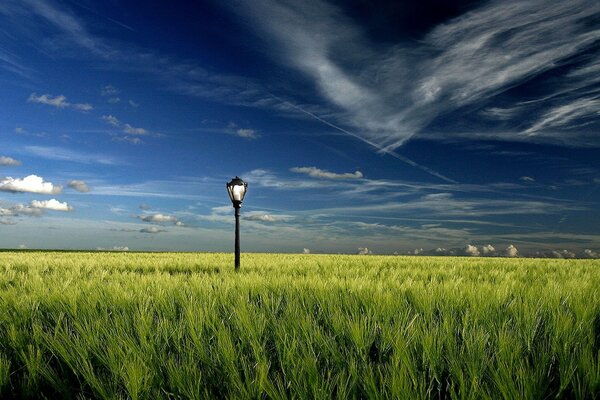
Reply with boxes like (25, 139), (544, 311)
(226, 176), (248, 271)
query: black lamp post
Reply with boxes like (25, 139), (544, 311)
(226, 176), (248, 271)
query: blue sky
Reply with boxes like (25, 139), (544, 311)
(0, 0), (599, 257)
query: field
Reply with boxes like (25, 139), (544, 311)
(0, 252), (598, 399)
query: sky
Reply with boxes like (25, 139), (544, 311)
(0, 0), (599, 257)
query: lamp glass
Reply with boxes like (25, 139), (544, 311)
(227, 177), (247, 204)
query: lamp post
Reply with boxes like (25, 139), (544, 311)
(226, 176), (248, 271)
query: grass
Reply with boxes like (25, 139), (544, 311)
(0, 251), (598, 399)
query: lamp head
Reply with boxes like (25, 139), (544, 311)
(226, 176), (247, 207)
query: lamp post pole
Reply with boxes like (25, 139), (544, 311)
(226, 176), (247, 271)
(234, 203), (240, 271)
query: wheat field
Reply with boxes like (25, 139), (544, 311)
(0, 251), (598, 399)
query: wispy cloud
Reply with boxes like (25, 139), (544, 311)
(101, 115), (120, 126)
(22, 146), (122, 165)
(290, 166), (363, 180)
(100, 85), (119, 96)
(234, 0), (600, 148)
(28, 93), (92, 111)
(123, 124), (148, 135)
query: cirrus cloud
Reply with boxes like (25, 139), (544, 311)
(290, 166), (363, 180)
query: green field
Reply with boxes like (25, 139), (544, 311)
(0, 252), (598, 399)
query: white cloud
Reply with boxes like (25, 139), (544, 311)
(236, 128), (260, 139)
(101, 85), (119, 96)
(123, 124), (148, 135)
(244, 212), (292, 222)
(108, 97), (120, 104)
(464, 244), (480, 257)
(303, 248), (310, 254)
(505, 244), (518, 257)
(137, 213), (179, 224)
(102, 115), (120, 126)
(551, 249), (576, 258)
(481, 244), (495, 255)
(583, 249), (598, 258)
(128, 100), (139, 107)
(357, 247), (372, 255)
(113, 136), (142, 145)
(290, 166), (363, 180)
(140, 226), (166, 234)
(0, 175), (62, 194)
(0, 156), (21, 166)
(525, 97), (600, 135)
(31, 199), (73, 212)
(22, 146), (121, 165)
(520, 176), (535, 182)
(97, 246), (129, 251)
(236, 0), (600, 149)
(68, 180), (90, 193)
(28, 93), (92, 111)
(411, 248), (424, 255)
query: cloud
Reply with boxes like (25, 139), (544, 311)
(139, 203), (151, 210)
(583, 249), (598, 258)
(464, 244), (480, 257)
(0, 156), (21, 166)
(100, 85), (119, 96)
(123, 124), (148, 135)
(137, 213), (179, 224)
(524, 97), (600, 135)
(102, 115), (120, 126)
(357, 247), (372, 255)
(235, 0), (600, 149)
(0, 175), (61, 194)
(67, 180), (90, 193)
(112, 136), (142, 145)
(244, 212), (292, 222)
(140, 226), (166, 234)
(96, 246), (129, 251)
(505, 244), (518, 257)
(28, 93), (92, 111)
(481, 244), (495, 255)
(0, 204), (43, 217)
(290, 166), (363, 180)
(520, 176), (535, 182)
(551, 249), (576, 258)
(22, 146), (121, 165)
(303, 248), (311, 254)
(236, 128), (260, 139)
(129, 100), (139, 107)
(31, 199), (73, 212)
(0, 219), (17, 225)
(108, 97), (120, 103)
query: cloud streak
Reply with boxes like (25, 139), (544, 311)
(236, 0), (600, 148)
(291, 166), (363, 180)
(28, 93), (92, 111)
